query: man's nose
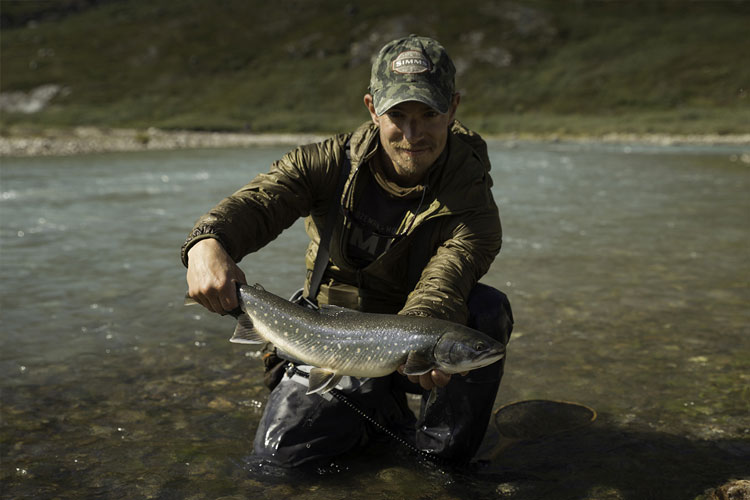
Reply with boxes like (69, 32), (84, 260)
(402, 118), (424, 143)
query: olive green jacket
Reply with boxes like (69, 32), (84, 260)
(181, 120), (502, 325)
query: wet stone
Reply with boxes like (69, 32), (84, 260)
(207, 397), (234, 410)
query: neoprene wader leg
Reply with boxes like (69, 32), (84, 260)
(414, 284), (513, 463)
(252, 368), (415, 467)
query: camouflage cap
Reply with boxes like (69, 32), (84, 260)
(369, 35), (456, 116)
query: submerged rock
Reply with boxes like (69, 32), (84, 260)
(703, 479), (750, 500)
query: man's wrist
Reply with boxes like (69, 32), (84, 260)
(181, 232), (224, 267)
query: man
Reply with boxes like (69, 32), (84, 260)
(182, 35), (513, 466)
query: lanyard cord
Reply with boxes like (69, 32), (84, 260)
(285, 363), (451, 466)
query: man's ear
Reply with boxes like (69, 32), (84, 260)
(448, 93), (461, 122)
(364, 94), (380, 126)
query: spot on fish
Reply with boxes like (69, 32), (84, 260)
(296, 328), (300, 333)
(337, 343), (342, 350)
(274, 320), (278, 325)
(356, 348), (361, 354)
(323, 345), (328, 350)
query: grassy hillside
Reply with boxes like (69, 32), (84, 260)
(1, 0), (749, 136)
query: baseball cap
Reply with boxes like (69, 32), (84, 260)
(369, 35), (456, 116)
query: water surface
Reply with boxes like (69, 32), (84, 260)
(1, 141), (748, 499)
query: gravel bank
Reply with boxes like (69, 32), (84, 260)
(1, 126), (748, 157)
(0, 127), (326, 157)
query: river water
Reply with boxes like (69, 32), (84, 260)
(1, 141), (748, 499)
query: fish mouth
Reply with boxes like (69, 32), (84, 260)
(445, 348), (505, 373)
(467, 349), (505, 369)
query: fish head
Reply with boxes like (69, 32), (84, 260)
(433, 327), (506, 373)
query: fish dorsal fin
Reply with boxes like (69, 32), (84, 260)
(229, 314), (265, 344)
(306, 368), (343, 395)
(318, 304), (360, 317)
(403, 350), (435, 376)
(252, 283), (266, 291)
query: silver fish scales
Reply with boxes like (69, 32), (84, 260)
(227, 284), (505, 395)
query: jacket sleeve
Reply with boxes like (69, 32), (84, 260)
(399, 201), (502, 325)
(181, 137), (343, 266)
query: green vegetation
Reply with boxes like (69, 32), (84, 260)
(1, 0), (748, 136)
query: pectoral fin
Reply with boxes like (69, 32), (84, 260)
(306, 368), (343, 395)
(403, 351), (435, 376)
(229, 314), (265, 344)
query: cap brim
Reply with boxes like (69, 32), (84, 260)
(373, 81), (451, 116)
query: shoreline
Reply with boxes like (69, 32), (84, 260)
(1, 126), (748, 157)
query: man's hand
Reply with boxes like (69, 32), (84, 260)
(397, 366), (469, 390)
(186, 238), (246, 314)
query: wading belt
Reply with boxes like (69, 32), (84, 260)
(304, 137), (352, 307)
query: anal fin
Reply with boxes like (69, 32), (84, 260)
(306, 368), (343, 395)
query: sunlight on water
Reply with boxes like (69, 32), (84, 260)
(1, 143), (748, 499)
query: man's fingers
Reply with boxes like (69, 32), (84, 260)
(399, 367), (454, 390)
(236, 269), (247, 286)
(220, 281), (239, 311)
(185, 238), (246, 315)
(208, 294), (226, 314)
(188, 286), (231, 314)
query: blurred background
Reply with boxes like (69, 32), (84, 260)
(1, 0), (749, 136)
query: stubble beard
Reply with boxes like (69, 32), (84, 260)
(388, 142), (435, 183)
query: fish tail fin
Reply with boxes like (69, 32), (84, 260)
(229, 314), (265, 344)
(184, 293), (199, 306)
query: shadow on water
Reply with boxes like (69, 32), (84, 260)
(234, 417), (749, 500)
(467, 418), (750, 500)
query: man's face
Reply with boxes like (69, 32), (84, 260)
(364, 94), (459, 187)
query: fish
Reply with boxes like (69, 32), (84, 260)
(187, 283), (505, 395)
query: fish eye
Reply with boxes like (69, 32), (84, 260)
(474, 341), (486, 351)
